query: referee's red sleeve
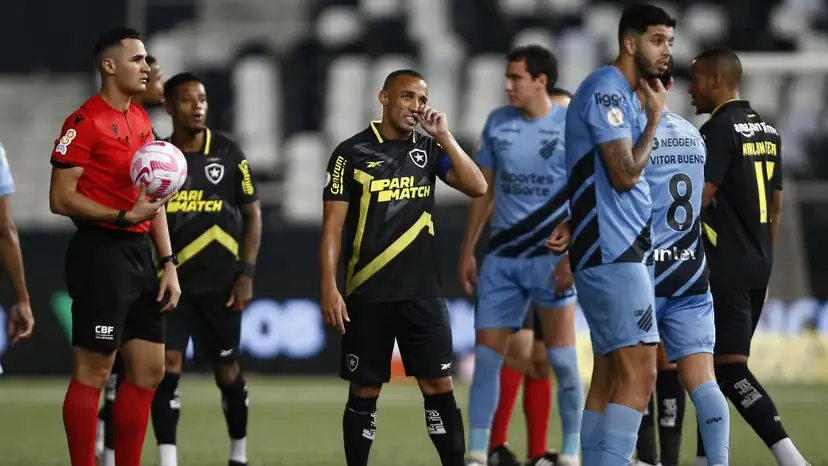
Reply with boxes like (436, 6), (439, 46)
(51, 111), (96, 168)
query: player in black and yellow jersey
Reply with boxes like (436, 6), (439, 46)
(153, 72), (262, 466)
(690, 48), (810, 466)
(320, 69), (487, 466)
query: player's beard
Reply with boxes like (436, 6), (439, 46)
(634, 50), (662, 81)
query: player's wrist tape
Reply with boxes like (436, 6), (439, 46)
(239, 262), (255, 278)
(158, 254), (179, 268)
(114, 209), (133, 228)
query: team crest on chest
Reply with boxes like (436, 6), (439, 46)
(409, 148), (427, 168)
(205, 162), (225, 185)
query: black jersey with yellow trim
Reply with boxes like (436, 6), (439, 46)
(164, 128), (258, 293)
(324, 121), (453, 302)
(700, 99), (782, 289)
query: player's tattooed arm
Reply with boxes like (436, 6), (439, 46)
(598, 120), (656, 191)
(599, 77), (665, 191)
(458, 167), (495, 295)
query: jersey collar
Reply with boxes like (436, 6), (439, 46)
(710, 99), (750, 117)
(369, 120), (416, 144)
(166, 127), (213, 155)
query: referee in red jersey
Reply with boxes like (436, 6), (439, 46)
(48, 28), (181, 466)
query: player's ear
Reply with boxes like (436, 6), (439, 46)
(164, 101), (174, 117)
(622, 34), (636, 56)
(100, 56), (116, 76)
(537, 73), (547, 91)
(378, 89), (389, 107)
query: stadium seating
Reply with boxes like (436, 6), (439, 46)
(1, 0), (827, 225)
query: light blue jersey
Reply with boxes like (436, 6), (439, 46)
(645, 111), (709, 298)
(645, 110), (715, 363)
(474, 104), (575, 331)
(566, 66), (652, 270)
(566, 66), (658, 356)
(476, 105), (569, 257)
(0, 143), (15, 196)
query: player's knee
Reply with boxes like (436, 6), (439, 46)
(614, 345), (657, 398)
(476, 328), (512, 355)
(72, 347), (117, 388)
(164, 351), (184, 374)
(417, 376), (453, 396)
(528, 345), (551, 379)
(214, 361), (240, 388)
(350, 382), (382, 399)
(503, 352), (530, 374)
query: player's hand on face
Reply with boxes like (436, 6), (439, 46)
(7, 300), (34, 344)
(321, 284), (349, 334)
(551, 255), (573, 294)
(226, 276), (253, 312)
(458, 253), (478, 296)
(545, 221), (571, 253)
(414, 104), (449, 137)
(640, 77), (668, 119)
(126, 186), (177, 224)
(157, 264), (181, 311)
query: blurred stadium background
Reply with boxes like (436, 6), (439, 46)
(1, 0), (827, 464)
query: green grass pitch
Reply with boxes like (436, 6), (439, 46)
(1, 377), (826, 465)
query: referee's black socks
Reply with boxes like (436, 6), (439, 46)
(343, 393), (378, 466)
(656, 369), (685, 466)
(714, 362), (787, 447)
(423, 391), (465, 466)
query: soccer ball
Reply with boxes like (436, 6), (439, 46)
(130, 141), (188, 199)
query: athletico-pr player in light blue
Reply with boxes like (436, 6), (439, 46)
(459, 45), (582, 466)
(636, 67), (730, 466)
(547, 4), (674, 466)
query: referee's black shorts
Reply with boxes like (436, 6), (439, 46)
(166, 288), (242, 365)
(65, 227), (165, 354)
(711, 283), (767, 357)
(520, 304), (545, 341)
(340, 296), (454, 385)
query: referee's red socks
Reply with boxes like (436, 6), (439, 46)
(489, 365), (522, 449)
(63, 379), (102, 466)
(523, 375), (551, 458)
(113, 379), (156, 466)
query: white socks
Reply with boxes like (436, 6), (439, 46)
(230, 437), (247, 463)
(158, 444), (178, 466)
(771, 438), (807, 465)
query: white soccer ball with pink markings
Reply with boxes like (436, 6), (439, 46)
(130, 141), (188, 199)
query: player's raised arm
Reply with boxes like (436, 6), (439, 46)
(590, 79), (665, 192)
(415, 104), (487, 197)
(320, 148), (353, 333)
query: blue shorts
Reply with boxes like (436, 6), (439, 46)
(575, 262), (658, 355)
(475, 254), (576, 330)
(656, 291), (715, 363)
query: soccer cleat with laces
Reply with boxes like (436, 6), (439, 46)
(488, 444), (521, 466)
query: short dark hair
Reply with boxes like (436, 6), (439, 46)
(549, 87), (573, 98)
(506, 45), (559, 93)
(383, 69), (425, 90)
(94, 28), (142, 59)
(693, 47), (742, 82)
(146, 55), (157, 67)
(617, 4), (677, 46)
(164, 72), (203, 102)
